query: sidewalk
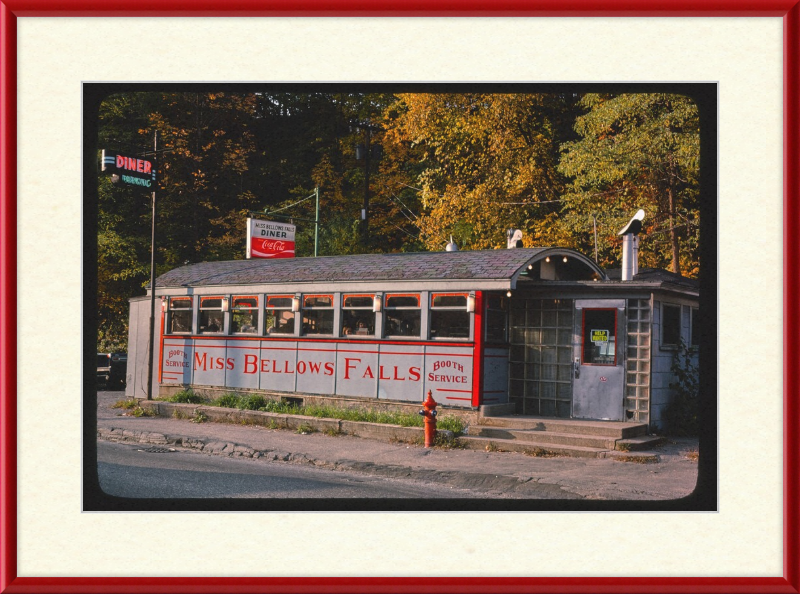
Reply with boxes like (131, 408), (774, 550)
(95, 391), (700, 500)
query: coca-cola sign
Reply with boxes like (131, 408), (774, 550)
(246, 218), (296, 259)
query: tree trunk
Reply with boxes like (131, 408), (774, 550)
(667, 185), (681, 275)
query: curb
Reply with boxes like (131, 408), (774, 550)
(96, 427), (577, 498)
(137, 400), (455, 446)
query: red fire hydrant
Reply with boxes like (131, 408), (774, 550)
(419, 390), (438, 448)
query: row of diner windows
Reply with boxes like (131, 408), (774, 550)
(165, 293), (509, 341)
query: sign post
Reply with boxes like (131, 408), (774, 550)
(102, 136), (160, 399)
(145, 132), (159, 400)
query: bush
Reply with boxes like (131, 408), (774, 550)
(664, 340), (700, 437)
(214, 393), (241, 408)
(238, 394), (267, 410)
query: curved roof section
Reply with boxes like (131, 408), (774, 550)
(153, 248), (606, 289)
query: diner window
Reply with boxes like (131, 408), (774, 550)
(341, 294), (375, 337)
(691, 306), (700, 348)
(232, 296), (259, 334)
(661, 303), (682, 347)
(199, 296), (225, 333)
(302, 294), (334, 335)
(582, 308), (617, 365)
(384, 294), (421, 338)
(168, 297), (192, 334)
(485, 294), (508, 343)
(265, 295), (295, 335)
(430, 293), (470, 339)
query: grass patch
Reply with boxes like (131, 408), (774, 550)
(111, 398), (138, 410)
(165, 391), (467, 436)
(165, 389), (205, 404)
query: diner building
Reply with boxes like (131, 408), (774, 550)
(125, 247), (699, 430)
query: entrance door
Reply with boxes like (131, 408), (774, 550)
(572, 301), (625, 420)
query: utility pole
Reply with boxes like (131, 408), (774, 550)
(314, 186), (320, 258)
(145, 130), (159, 400)
(354, 121), (382, 249)
(362, 130), (371, 246)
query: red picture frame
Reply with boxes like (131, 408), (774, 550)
(1, 2), (798, 593)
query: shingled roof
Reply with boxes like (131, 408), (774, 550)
(153, 248), (574, 288)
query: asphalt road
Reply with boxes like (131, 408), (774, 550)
(97, 441), (480, 499)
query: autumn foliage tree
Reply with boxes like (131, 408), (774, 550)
(385, 93), (580, 251)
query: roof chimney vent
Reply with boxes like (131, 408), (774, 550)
(445, 236), (459, 252)
(618, 209), (645, 281)
(506, 229), (523, 249)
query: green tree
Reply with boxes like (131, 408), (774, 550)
(558, 93), (700, 276)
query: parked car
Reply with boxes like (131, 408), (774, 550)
(97, 352), (127, 390)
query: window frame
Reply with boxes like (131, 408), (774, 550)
(429, 292), (471, 340)
(167, 296), (193, 335)
(660, 302), (682, 349)
(301, 293), (335, 336)
(383, 293), (422, 339)
(265, 294), (296, 335)
(484, 293), (509, 344)
(198, 295), (225, 334)
(581, 307), (618, 366)
(341, 293), (376, 338)
(231, 295), (259, 335)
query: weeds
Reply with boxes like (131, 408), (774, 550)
(111, 398), (138, 410)
(485, 442), (500, 452)
(130, 406), (156, 418)
(295, 423), (315, 435)
(167, 389), (205, 404)
(685, 449), (699, 462)
(172, 408), (189, 420)
(524, 447), (559, 458)
(616, 442), (632, 452)
(191, 410), (208, 423)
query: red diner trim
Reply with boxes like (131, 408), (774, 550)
(384, 293), (421, 307)
(580, 307), (618, 366)
(472, 290), (484, 407)
(157, 300), (165, 384)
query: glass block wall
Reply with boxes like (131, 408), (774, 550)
(508, 298), (574, 417)
(625, 298), (651, 423)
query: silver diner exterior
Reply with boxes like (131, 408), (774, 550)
(126, 248), (699, 429)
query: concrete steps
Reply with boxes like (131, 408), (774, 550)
(462, 415), (662, 459)
(467, 426), (617, 449)
(476, 415), (648, 438)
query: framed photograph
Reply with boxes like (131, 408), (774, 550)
(1, 2), (797, 592)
